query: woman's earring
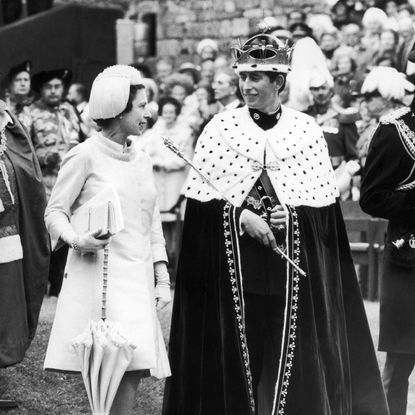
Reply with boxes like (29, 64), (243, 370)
(119, 115), (123, 120)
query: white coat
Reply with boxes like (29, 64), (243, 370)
(43, 134), (170, 378)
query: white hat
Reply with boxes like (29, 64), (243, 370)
(196, 38), (219, 56)
(361, 66), (414, 101)
(89, 65), (144, 120)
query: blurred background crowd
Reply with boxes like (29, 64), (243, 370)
(6, 0), (415, 293)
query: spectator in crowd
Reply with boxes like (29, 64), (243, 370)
(199, 58), (216, 84)
(397, 3), (415, 19)
(375, 28), (400, 68)
(342, 22), (362, 48)
(333, 52), (361, 107)
(0, 99), (49, 408)
(214, 54), (231, 73)
(212, 68), (243, 112)
(305, 69), (359, 199)
(164, 73), (194, 106)
(43, 65), (171, 415)
(66, 82), (93, 140)
(178, 62), (201, 89)
(4, 61), (33, 132)
(286, 9), (306, 28)
(30, 68), (80, 297)
(397, 15), (415, 43)
(193, 80), (219, 136)
(289, 22), (314, 43)
(196, 38), (219, 63)
(155, 56), (175, 95)
(164, 72), (203, 133)
(319, 26), (341, 70)
(143, 96), (194, 265)
(384, 0), (399, 19)
(360, 47), (415, 415)
(332, 0), (353, 28)
(359, 7), (389, 69)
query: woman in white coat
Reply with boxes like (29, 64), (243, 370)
(43, 65), (171, 414)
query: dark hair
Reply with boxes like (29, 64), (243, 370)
(158, 96), (182, 116)
(264, 72), (287, 93)
(94, 84), (144, 128)
(71, 83), (89, 101)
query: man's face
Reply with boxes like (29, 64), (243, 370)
(41, 78), (64, 107)
(343, 25), (361, 47)
(310, 83), (332, 106)
(11, 71), (31, 95)
(239, 71), (279, 113)
(156, 61), (173, 82)
(320, 34), (338, 52)
(213, 73), (235, 103)
(365, 95), (386, 118)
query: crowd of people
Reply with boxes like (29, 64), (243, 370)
(1, 0), (415, 414)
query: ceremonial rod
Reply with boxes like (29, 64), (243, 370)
(161, 136), (306, 277)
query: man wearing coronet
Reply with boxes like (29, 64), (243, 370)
(162, 34), (388, 415)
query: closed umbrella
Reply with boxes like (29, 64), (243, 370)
(71, 246), (136, 415)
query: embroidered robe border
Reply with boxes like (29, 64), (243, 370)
(222, 203), (302, 415)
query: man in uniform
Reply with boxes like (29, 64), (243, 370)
(360, 51), (415, 415)
(163, 33), (388, 415)
(30, 68), (80, 297)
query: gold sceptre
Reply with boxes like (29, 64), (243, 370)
(161, 136), (307, 277)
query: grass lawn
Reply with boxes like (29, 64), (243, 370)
(1, 297), (414, 414)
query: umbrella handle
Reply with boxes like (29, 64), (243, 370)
(101, 246), (109, 321)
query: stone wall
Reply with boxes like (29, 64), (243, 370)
(56, 0), (328, 64)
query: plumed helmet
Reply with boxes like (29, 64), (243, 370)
(360, 66), (414, 101)
(231, 33), (292, 74)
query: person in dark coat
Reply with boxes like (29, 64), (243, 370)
(360, 45), (415, 415)
(30, 68), (80, 297)
(0, 100), (49, 407)
(162, 33), (389, 415)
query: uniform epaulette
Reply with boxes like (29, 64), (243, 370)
(380, 107), (411, 124)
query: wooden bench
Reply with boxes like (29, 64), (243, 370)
(341, 201), (387, 301)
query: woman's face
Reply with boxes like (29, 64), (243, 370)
(11, 71), (31, 95)
(161, 102), (178, 125)
(171, 85), (187, 104)
(337, 55), (353, 74)
(120, 88), (151, 136)
(380, 31), (396, 51)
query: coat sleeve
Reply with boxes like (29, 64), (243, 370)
(44, 144), (88, 250)
(360, 123), (415, 223)
(150, 198), (168, 264)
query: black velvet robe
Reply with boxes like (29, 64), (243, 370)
(0, 112), (49, 367)
(163, 198), (388, 415)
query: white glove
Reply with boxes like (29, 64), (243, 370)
(154, 261), (171, 310)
